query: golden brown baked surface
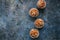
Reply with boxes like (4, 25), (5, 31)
(37, 0), (46, 9)
(29, 29), (39, 38)
(29, 8), (39, 17)
(34, 19), (44, 28)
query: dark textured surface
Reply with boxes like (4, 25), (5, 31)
(0, 0), (60, 40)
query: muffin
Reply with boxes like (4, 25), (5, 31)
(37, 0), (46, 9)
(34, 18), (44, 28)
(29, 8), (39, 17)
(29, 29), (39, 38)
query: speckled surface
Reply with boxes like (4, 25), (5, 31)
(0, 0), (60, 40)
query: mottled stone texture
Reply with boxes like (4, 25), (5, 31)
(0, 0), (60, 40)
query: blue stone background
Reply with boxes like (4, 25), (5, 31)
(0, 0), (60, 40)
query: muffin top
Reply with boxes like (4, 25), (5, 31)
(34, 19), (44, 28)
(29, 29), (39, 38)
(29, 8), (39, 17)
